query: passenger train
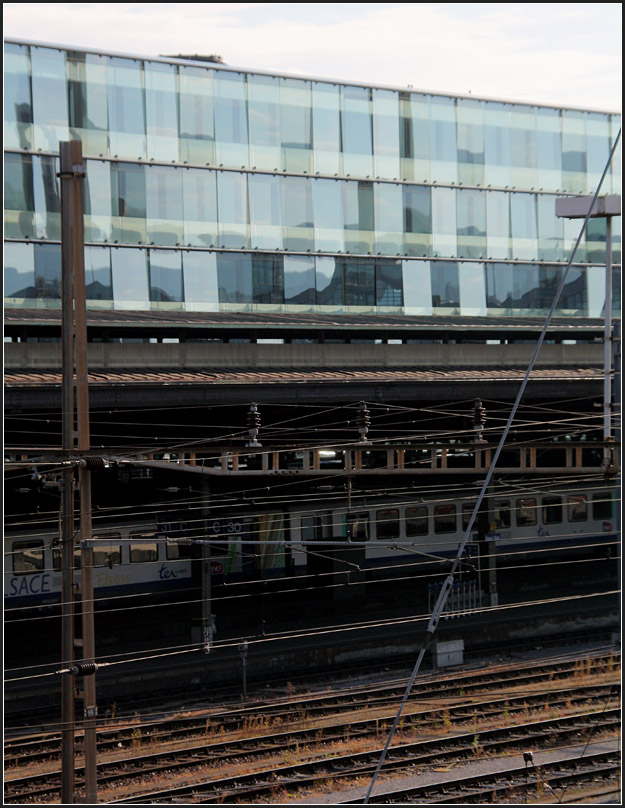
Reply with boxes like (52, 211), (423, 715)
(4, 482), (617, 610)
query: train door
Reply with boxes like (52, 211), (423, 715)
(303, 512), (333, 577)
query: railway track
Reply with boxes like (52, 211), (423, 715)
(5, 687), (619, 803)
(106, 711), (621, 804)
(340, 749), (621, 804)
(4, 651), (619, 765)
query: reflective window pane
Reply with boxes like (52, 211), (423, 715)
(179, 65), (215, 164)
(67, 50), (109, 155)
(217, 252), (252, 303)
(149, 249), (183, 305)
(372, 89), (400, 179)
(316, 256), (342, 306)
(376, 259), (403, 307)
(284, 255), (315, 305)
(280, 78), (312, 173)
(31, 46), (69, 151)
(85, 245), (113, 304)
(4, 241), (35, 301)
(430, 96), (457, 183)
(4, 42), (33, 149)
(344, 259), (374, 307)
(431, 261), (459, 310)
(34, 243), (61, 300)
(183, 251), (219, 311)
(456, 189), (486, 259)
(248, 74), (281, 170)
(111, 246), (149, 309)
(341, 85), (373, 177)
(457, 98), (484, 186)
(4, 152), (34, 239)
(145, 165), (183, 246)
(145, 61), (179, 161)
(312, 83), (340, 174)
(312, 178), (344, 252)
(217, 171), (248, 248)
(107, 57), (147, 158)
(403, 260), (432, 314)
(182, 167), (217, 247)
(214, 72), (248, 166)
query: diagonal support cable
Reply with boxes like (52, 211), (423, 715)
(363, 127), (621, 804)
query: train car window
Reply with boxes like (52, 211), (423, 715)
(543, 497), (563, 524)
(406, 506), (428, 536)
(592, 492), (613, 520)
(376, 509), (399, 540)
(567, 495), (588, 522)
(12, 541), (45, 574)
(93, 533), (122, 567)
(493, 500), (511, 529)
(301, 516), (322, 541)
(129, 533), (159, 562)
(434, 505), (456, 534)
(516, 498), (537, 526)
(52, 546), (81, 571)
(347, 512), (369, 540)
(166, 541), (194, 560)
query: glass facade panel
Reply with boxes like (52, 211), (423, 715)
(67, 50), (109, 155)
(312, 83), (340, 174)
(84, 159), (113, 241)
(34, 242), (61, 301)
(4, 42), (33, 149)
(145, 61), (179, 162)
(509, 106), (537, 188)
(146, 164), (183, 245)
(280, 78), (312, 173)
(183, 250), (219, 311)
(562, 110), (587, 193)
(182, 167), (217, 247)
(214, 72), (248, 167)
(107, 57), (146, 159)
(217, 171), (248, 248)
(33, 155), (60, 240)
(248, 172), (282, 249)
(372, 89), (400, 179)
(376, 259), (403, 307)
(484, 102), (511, 187)
(430, 96), (457, 184)
(486, 190), (510, 259)
(4, 152), (34, 239)
(341, 85), (373, 177)
(344, 259), (375, 307)
(179, 65), (214, 165)
(510, 193), (538, 259)
(374, 182), (402, 254)
(459, 262), (486, 315)
(217, 252), (252, 303)
(316, 256), (342, 306)
(4, 241), (35, 301)
(247, 74), (281, 170)
(85, 245), (113, 305)
(537, 194), (563, 261)
(403, 185), (431, 256)
(400, 92), (430, 182)
(149, 249), (183, 305)
(456, 99), (484, 186)
(281, 175), (313, 250)
(31, 46), (69, 151)
(252, 254), (284, 304)
(431, 261), (460, 311)
(431, 186), (457, 256)
(111, 246), (149, 309)
(536, 107), (562, 192)
(403, 260), (432, 314)
(312, 178), (344, 252)
(111, 162), (147, 243)
(343, 181), (374, 253)
(284, 255), (315, 305)
(456, 189), (486, 258)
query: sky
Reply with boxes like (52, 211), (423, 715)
(3, 3), (622, 111)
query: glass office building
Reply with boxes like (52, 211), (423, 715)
(4, 40), (621, 318)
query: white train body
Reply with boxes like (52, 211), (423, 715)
(4, 484), (616, 608)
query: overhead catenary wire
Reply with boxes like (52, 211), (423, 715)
(362, 127), (622, 804)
